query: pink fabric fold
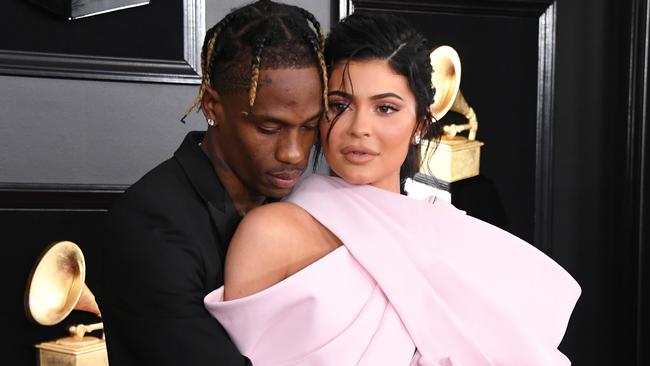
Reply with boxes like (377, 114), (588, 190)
(205, 175), (580, 365)
(205, 246), (416, 365)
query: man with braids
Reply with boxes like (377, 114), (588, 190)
(99, 1), (327, 365)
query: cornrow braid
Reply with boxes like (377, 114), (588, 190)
(316, 43), (329, 113)
(296, 7), (328, 112)
(181, 12), (237, 122)
(248, 36), (268, 107)
(296, 7), (324, 50)
(302, 31), (328, 113)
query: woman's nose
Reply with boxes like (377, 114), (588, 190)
(348, 108), (372, 138)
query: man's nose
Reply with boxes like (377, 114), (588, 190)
(275, 131), (305, 165)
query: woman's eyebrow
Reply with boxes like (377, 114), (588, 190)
(370, 92), (403, 101)
(328, 90), (352, 98)
(328, 90), (404, 101)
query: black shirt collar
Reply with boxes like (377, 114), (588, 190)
(174, 131), (242, 258)
(173, 131), (234, 214)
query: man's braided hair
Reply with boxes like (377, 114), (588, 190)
(182, 0), (327, 122)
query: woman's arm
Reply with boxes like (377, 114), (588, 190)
(223, 201), (340, 301)
(223, 202), (294, 300)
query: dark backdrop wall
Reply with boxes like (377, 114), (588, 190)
(1, 0), (647, 365)
(552, 0), (647, 364)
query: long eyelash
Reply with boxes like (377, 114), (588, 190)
(328, 99), (350, 109)
(378, 103), (399, 112)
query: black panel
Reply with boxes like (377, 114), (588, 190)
(0, 184), (125, 210)
(2, 0), (181, 60)
(627, 0), (650, 364)
(548, 0), (639, 362)
(0, 0), (204, 84)
(638, 169), (650, 366)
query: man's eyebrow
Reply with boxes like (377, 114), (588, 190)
(246, 110), (323, 125)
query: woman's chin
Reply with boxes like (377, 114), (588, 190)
(334, 173), (373, 186)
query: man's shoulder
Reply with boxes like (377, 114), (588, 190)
(102, 155), (213, 267)
(112, 157), (194, 214)
(130, 156), (184, 195)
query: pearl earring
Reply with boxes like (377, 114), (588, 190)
(207, 118), (215, 127)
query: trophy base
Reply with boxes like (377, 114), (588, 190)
(36, 336), (108, 366)
(421, 138), (484, 183)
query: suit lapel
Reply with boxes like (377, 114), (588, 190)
(207, 201), (241, 255)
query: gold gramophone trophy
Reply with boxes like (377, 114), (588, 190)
(25, 241), (108, 366)
(422, 45), (484, 183)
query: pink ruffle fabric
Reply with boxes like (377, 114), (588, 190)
(205, 175), (580, 365)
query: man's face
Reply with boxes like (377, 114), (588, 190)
(207, 67), (323, 198)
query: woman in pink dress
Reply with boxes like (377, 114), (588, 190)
(204, 12), (580, 366)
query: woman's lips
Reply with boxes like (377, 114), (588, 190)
(341, 145), (379, 164)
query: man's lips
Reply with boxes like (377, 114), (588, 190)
(267, 171), (302, 189)
(341, 145), (379, 164)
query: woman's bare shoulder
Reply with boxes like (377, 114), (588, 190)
(223, 201), (338, 300)
(232, 202), (318, 250)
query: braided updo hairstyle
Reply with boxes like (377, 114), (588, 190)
(319, 12), (440, 189)
(182, 0), (327, 122)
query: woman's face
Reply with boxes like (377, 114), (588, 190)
(322, 59), (418, 193)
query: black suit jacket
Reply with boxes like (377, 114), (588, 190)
(99, 132), (250, 366)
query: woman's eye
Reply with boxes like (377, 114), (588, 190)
(377, 104), (399, 114)
(328, 101), (350, 112)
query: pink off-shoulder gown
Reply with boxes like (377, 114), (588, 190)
(204, 175), (581, 366)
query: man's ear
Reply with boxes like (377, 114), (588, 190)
(201, 86), (225, 126)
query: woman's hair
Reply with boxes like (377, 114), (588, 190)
(317, 12), (440, 189)
(182, 0), (327, 121)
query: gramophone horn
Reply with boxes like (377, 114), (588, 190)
(429, 45), (479, 140)
(25, 240), (100, 326)
(429, 45), (462, 121)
